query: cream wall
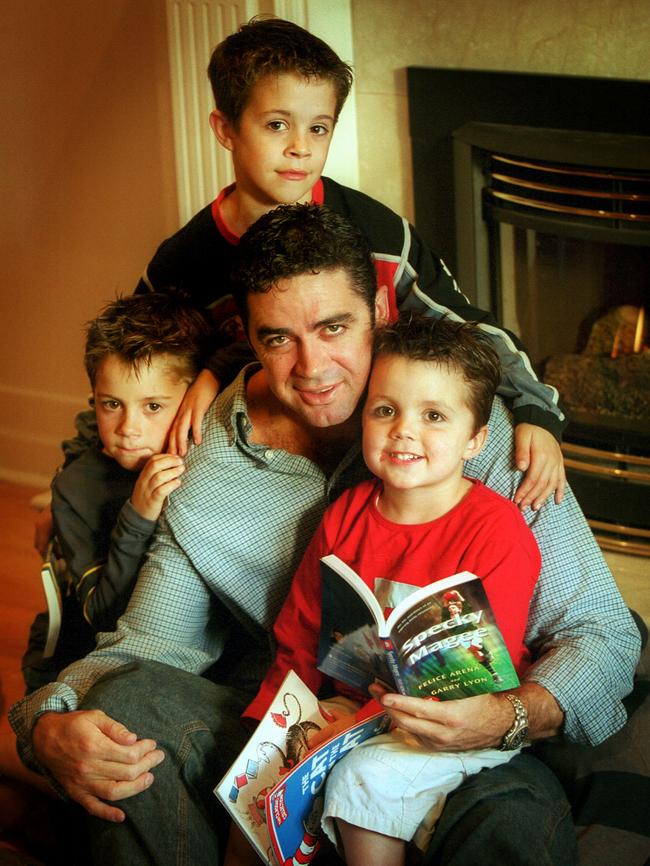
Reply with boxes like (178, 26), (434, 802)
(350, 0), (650, 220)
(0, 0), (176, 485)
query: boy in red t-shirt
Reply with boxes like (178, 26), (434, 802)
(229, 316), (541, 866)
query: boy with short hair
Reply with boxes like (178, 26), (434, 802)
(22, 294), (209, 692)
(137, 16), (565, 512)
(236, 315), (541, 866)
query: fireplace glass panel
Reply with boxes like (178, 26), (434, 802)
(493, 224), (649, 375)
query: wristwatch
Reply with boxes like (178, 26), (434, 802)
(500, 693), (529, 751)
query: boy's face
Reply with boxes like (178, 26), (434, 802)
(362, 355), (486, 498)
(212, 72), (336, 211)
(247, 267), (388, 430)
(94, 354), (189, 471)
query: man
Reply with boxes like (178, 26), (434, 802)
(10, 206), (640, 866)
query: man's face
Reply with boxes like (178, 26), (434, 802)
(95, 353), (189, 471)
(247, 268), (388, 429)
(211, 72), (336, 210)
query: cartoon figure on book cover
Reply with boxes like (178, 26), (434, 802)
(229, 689), (322, 828)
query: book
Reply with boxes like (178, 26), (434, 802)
(214, 669), (390, 865)
(317, 554), (519, 700)
(39, 542), (65, 658)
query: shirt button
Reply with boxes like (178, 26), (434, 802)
(264, 449), (274, 461)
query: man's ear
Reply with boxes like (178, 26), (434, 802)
(463, 425), (488, 462)
(374, 285), (390, 327)
(209, 110), (235, 152)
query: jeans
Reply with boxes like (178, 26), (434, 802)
(422, 752), (577, 866)
(81, 660), (254, 866)
(79, 661), (576, 866)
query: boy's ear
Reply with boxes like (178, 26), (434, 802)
(374, 285), (390, 328)
(463, 425), (488, 462)
(209, 110), (235, 151)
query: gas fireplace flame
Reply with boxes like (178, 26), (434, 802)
(610, 306), (647, 359)
(634, 306), (645, 354)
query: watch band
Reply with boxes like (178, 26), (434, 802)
(500, 693), (529, 751)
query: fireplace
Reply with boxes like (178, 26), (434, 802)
(407, 69), (650, 555)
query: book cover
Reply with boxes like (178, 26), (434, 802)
(39, 543), (64, 658)
(214, 669), (389, 865)
(317, 554), (519, 700)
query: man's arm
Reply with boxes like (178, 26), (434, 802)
(466, 397), (641, 745)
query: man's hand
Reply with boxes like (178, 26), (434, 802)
(370, 686), (512, 752)
(130, 453), (185, 522)
(369, 682), (564, 751)
(32, 710), (165, 822)
(34, 503), (54, 557)
(168, 369), (221, 456)
(513, 424), (566, 510)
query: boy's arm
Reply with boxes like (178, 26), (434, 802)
(397, 224), (567, 506)
(396, 224), (567, 441)
(52, 481), (157, 634)
(54, 452), (186, 632)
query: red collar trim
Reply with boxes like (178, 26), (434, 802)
(311, 177), (324, 204)
(211, 184), (239, 245)
(210, 179), (325, 245)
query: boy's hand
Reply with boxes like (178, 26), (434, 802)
(308, 710), (358, 751)
(307, 697), (361, 750)
(513, 423), (566, 510)
(168, 369), (220, 456)
(130, 453), (185, 522)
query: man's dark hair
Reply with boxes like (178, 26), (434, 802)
(84, 293), (211, 388)
(208, 16), (353, 125)
(373, 315), (501, 431)
(231, 203), (378, 327)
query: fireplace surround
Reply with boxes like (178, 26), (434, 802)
(407, 69), (650, 555)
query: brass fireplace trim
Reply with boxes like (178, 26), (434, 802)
(487, 190), (650, 222)
(588, 519), (650, 557)
(491, 154), (650, 184)
(562, 441), (650, 484)
(491, 172), (650, 202)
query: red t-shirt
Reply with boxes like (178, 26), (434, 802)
(246, 479), (540, 721)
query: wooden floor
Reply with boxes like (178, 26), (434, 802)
(0, 481), (45, 728)
(0, 481), (56, 861)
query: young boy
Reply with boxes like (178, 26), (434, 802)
(236, 316), (541, 866)
(134, 16), (565, 512)
(22, 293), (209, 692)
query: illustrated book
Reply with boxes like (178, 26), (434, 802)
(214, 669), (390, 865)
(317, 553), (519, 700)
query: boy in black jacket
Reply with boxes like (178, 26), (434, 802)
(23, 294), (209, 691)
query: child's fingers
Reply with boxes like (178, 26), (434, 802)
(147, 463), (186, 497)
(168, 413), (191, 456)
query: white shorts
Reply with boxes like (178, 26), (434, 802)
(322, 728), (518, 852)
